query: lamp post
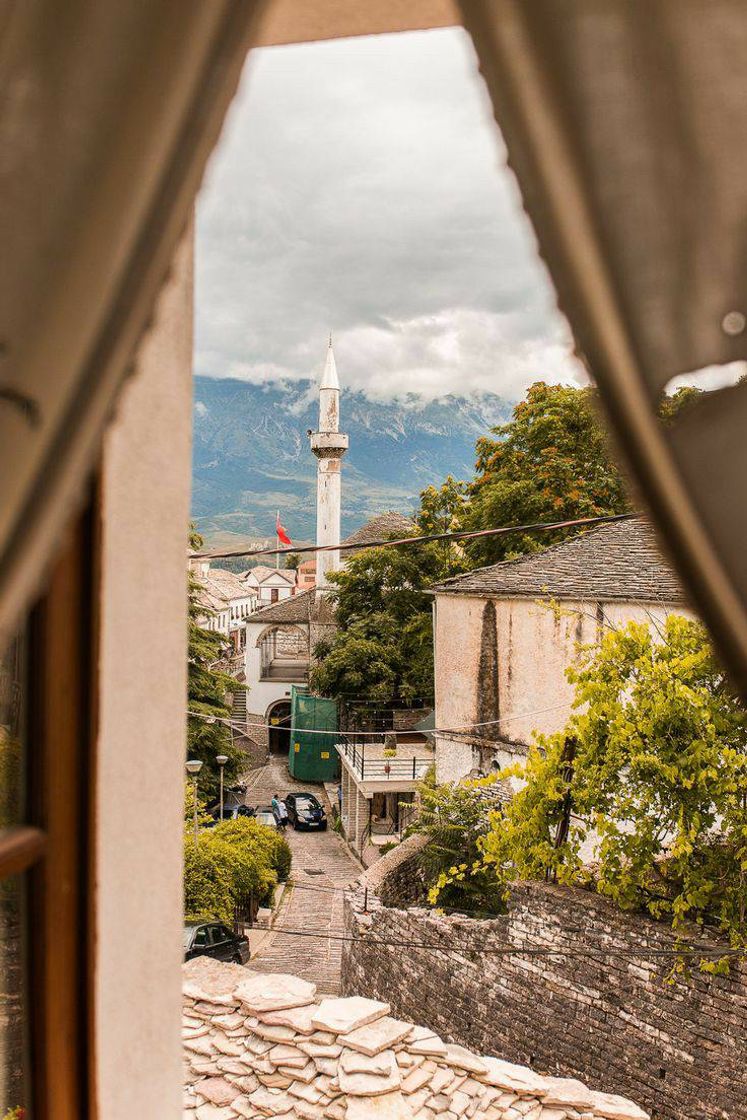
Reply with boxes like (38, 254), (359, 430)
(185, 759), (203, 842)
(216, 754), (229, 821)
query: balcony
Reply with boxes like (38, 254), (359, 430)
(336, 738), (434, 789)
(259, 658), (309, 683)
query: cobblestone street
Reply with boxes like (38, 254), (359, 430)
(244, 754), (360, 994)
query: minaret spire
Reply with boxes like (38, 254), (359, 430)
(310, 336), (349, 589)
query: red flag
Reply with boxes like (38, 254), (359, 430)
(276, 513), (292, 547)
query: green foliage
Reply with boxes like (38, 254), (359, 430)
(415, 475), (470, 577)
(183, 816), (287, 923)
(309, 538), (443, 704)
(482, 616), (747, 951)
(283, 552), (301, 570)
(187, 525), (243, 798)
(463, 382), (630, 567)
(410, 776), (506, 914)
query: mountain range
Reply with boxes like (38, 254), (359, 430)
(192, 376), (512, 550)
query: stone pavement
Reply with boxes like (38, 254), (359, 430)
(245, 754), (360, 995)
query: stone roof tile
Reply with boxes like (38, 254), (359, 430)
(182, 960), (649, 1120)
(434, 518), (686, 605)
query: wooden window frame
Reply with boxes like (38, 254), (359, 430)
(0, 496), (97, 1118)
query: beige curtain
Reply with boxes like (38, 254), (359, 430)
(460, 0), (747, 692)
(0, 0), (264, 643)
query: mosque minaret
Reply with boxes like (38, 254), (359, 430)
(309, 337), (348, 588)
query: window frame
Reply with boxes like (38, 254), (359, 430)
(0, 497), (97, 1119)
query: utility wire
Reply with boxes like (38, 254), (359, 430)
(259, 922), (745, 961)
(192, 512), (635, 562)
(187, 700), (571, 739)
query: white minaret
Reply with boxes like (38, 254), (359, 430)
(310, 336), (349, 589)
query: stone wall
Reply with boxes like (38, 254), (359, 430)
(342, 838), (747, 1120)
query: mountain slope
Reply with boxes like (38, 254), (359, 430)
(192, 377), (511, 546)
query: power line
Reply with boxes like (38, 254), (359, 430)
(192, 512), (635, 562)
(187, 699), (571, 739)
(259, 922), (745, 961)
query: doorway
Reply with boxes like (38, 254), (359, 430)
(267, 699), (291, 755)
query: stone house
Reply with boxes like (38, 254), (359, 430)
(241, 564), (298, 605)
(432, 518), (691, 783)
(192, 562), (258, 650)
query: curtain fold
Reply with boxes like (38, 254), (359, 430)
(0, 0), (264, 643)
(460, 0), (747, 692)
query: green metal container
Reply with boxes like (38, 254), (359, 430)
(288, 687), (340, 782)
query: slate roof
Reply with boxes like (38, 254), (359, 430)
(434, 518), (687, 605)
(182, 958), (649, 1120)
(342, 512), (416, 551)
(245, 589), (335, 627)
(242, 565), (297, 585)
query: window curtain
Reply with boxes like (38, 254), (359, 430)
(459, 0), (747, 693)
(0, 0), (264, 644)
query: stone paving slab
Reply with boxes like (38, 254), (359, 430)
(245, 755), (360, 995)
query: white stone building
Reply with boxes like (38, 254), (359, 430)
(241, 564), (297, 604)
(192, 561), (258, 650)
(432, 519), (691, 783)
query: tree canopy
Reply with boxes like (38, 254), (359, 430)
(309, 538), (444, 707)
(462, 382), (630, 567)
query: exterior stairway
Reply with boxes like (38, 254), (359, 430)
(231, 687), (247, 730)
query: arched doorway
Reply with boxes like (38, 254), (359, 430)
(267, 699), (291, 755)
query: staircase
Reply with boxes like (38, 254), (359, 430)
(231, 687), (247, 729)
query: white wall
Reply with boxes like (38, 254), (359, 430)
(95, 225), (193, 1118)
(434, 594), (693, 783)
(244, 621), (299, 717)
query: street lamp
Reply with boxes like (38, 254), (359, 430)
(216, 754), (229, 821)
(186, 759), (203, 842)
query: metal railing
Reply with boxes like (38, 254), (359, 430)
(337, 740), (432, 781)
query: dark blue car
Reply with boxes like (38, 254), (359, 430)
(285, 791), (327, 831)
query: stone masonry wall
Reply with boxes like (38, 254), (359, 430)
(341, 838), (747, 1120)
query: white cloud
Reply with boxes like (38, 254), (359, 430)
(195, 27), (578, 400)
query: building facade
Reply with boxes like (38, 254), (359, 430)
(432, 519), (692, 783)
(241, 564), (297, 604)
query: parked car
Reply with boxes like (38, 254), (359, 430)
(254, 806), (278, 830)
(183, 922), (250, 965)
(285, 791), (327, 831)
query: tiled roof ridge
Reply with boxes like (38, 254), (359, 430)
(182, 958), (650, 1120)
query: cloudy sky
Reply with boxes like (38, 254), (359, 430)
(195, 26), (583, 402)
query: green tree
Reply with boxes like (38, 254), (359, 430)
(463, 382), (630, 567)
(283, 552), (301, 570)
(309, 539), (443, 705)
(187, 526), (243, 798)
(415, 475), (469, 577)
(482, 616), (747, 949)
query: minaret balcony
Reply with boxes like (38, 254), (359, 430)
(309, 431), (349, 455)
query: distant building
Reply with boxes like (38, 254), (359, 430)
(432, 519), (692, 784)
(191, 560), (257, 650)
(309, 338), (348, 587)
(243, 589), (336, 754)
(296, 558), (317, 591)
(341, 511), (415, 555)
(241, 564), (297, 604)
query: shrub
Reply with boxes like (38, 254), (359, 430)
(184, 816), (287, 922)
(410, 775), (505, 915)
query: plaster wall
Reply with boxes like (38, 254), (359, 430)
(434, 593), (692, 782)
(95, 225), (194, 1118)
(244, 622), (308, 716)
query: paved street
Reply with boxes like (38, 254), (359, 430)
(244, 754), (360, 994)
